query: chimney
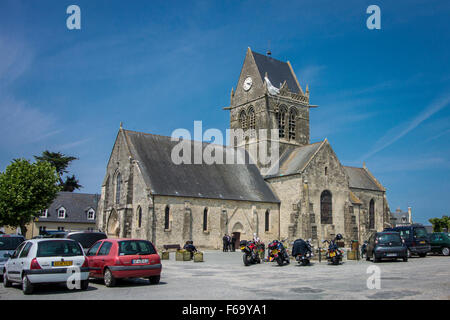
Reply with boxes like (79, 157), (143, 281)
(407, 207), (412, 223)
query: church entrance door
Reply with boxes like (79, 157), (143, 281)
(232, 232), (240, 248)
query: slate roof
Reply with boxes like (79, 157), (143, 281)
(264, 141), (324, 178)
(123, 130), (280, 203)
(38, 192), (99, 224)
(252, 51), (301, 93)
(344, 166), (384, 192)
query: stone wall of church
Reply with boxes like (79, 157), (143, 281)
(264, 174), (302, 241)
(97, 130), (139, 238)
(350, 188), (386, 241)
(147, 196), (279, 250)
(266, 142), (358, 246)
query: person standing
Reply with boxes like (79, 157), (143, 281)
(231, 234), (236, 252)
(222, 234), (229, 252)
(226, 234), (232, 252)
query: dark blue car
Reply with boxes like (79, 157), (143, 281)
(384, 225), (430, 258)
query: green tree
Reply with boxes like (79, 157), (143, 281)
(34, 151), (81, 192)
(0, 159), (60, 236)
(62, 174), (83, 192)
(429, 216), (450, 232)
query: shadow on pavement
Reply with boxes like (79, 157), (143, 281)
(8, 282), (98, 295)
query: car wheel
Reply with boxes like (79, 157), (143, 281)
(80, 279), (89, 290)
(418, 253), (427, 258)
(103, 268), (116, 287)
(441, 247), (449, 256)
(148, 275), (160, 285)
(373, 253), (379, 263)
(403, 256), (408, 262)
(3, 272), (12, 288)
(22, 275), (34, 295)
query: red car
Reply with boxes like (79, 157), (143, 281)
(86, 238), (161, 287)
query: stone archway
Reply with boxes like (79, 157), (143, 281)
(231, 222), (245, 246)
(107, 210), (120, 238)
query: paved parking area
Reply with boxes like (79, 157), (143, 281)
(0, 251), (448, 300)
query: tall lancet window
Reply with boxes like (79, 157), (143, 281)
(239, 110), (248, 130)
(320, 190), (333, 224)
(288, 108), (297, 140)
(248, 107), (255, 130)
(277, 106), (287, 138)
(115, 173), (121, 205)
(369, 199), (375, 229)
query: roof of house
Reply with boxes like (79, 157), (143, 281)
(123, 130), (280, 203)
(344, 166), (385, 192)
(264, 141), (324, 178)
(251, 51), (301, 93)
(38, 192), (99, 224)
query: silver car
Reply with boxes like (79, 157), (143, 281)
(3, 238), (90, 294)
(0, 234), (25, 279)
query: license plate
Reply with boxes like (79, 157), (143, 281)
(386, 253), (397, 257)
(132, 259), (149, 264)
(240, 246), (245, 250)
(420, 241), (425, 244)
(329, 252), (336, 257)
(52, 261), (72, 267)
(271, 249), (278, 255)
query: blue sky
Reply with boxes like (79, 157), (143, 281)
(0, 0), (449, 224)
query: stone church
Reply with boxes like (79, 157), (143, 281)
(96, 48), (391, 249)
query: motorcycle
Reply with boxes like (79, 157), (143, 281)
(240, 240), (261, 266)
(323, 234), (344, 265)
(267, 239), (290, 266)
(292, 238), (313, 266)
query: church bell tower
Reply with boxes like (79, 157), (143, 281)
(224, 48), (316, 170)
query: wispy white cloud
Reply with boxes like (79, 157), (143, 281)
(311, 97), (377, 138)
(366, 154), (449, 173)
(296, 65), (326, 87)
(360, 94), (450, 161)
(0, 95), (58, 148)
(0, 33), (60, 149)
(55, 138), (92, 151)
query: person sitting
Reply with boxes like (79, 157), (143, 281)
(183, 241), (197, 260)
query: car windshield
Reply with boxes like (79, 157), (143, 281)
(0, 237), (24, 250)
(68, 233), (107, 249)
(414, 228), (428, 238)
(377, 234), (402, 244)
(37, 240), (83, 257)
(118, 240), (156, 256)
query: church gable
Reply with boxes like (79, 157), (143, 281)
(232, 48), (266, 105)
(300, 140), (348, 188)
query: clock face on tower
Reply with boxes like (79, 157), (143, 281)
(243, 76), (253, 91)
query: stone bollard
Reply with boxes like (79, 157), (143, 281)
(347, 249), (357, 260)
(193, 251), (203, 262)
(161, 251), (170, 260)
(183, 250), (191, 261)
(176, 249), (185, 261)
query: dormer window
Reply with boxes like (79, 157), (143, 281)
(40, 209), (48, 218)
(58, 207), (66, 219)
(87, 208), (95, 220)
